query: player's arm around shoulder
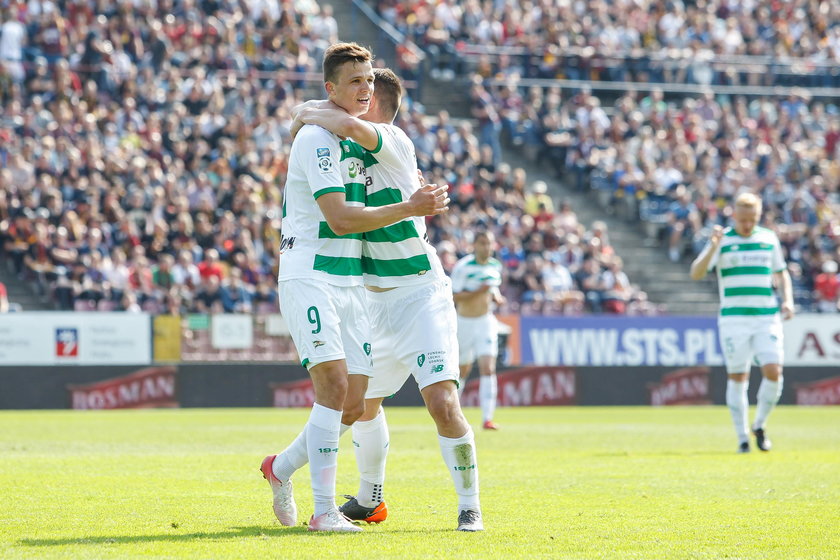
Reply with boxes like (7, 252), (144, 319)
(296, 103), (380, 151)
(690, 225), (724, 281)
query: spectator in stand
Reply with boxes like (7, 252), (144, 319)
(600, 256), (632, 314)
(666, 184), (702, 262)
(220, 266), (252, 313)
(813, 260), (840, 313)
(0, 280), (8, 312)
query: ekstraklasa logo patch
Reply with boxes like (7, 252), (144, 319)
(316, 147), (332, 173)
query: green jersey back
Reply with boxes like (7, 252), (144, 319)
(344, 122), (445, 288)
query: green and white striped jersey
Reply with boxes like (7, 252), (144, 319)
(450, 255), (503, 293)
(278, 125), (364, 286)
(350, 122), (445, 288)
(707, 226), (786, 318)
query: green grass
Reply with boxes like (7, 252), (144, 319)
(1, 407), (838, 559)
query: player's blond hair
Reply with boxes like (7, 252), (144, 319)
(734, 193), (762, 212)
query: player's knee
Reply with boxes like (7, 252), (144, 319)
(425, 388), (461, 426)
(341, 400), (365, 425)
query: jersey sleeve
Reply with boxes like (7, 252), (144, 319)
(450, 260), (468, 293)
(369, 123), (416, 171)
(297, 125), (344, 199)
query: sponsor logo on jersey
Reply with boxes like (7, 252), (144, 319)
(417, 354), (426, 367)
(363, 343), (371, 355)
(313, 340), (325, 348)
(279, 235), (296, 252)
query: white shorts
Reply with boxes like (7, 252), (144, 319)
(365, 280), (459, 398)
(718, 316), (784, 374)
(278, 280), (373, 376)
(457, 313), (499, 365)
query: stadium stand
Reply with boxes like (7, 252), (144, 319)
(0, 0), (837, 315)
(369, 0), (839, 314)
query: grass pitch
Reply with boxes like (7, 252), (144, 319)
(0, 406), (838, 559)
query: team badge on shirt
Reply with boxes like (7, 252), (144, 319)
(316, 147), (332, 173)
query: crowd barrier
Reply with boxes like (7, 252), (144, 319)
(1, 313), (836, 368)
(1, 313), (836, 409)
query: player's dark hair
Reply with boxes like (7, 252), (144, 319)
(323, 42), (373, 84)
(373, 68), (403, 121)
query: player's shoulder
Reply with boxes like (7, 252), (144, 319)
(295, 124), (338, 146)
(754, 226), (779, 239)
(453, 254), (476, 268)
(487, 257), (502, 269)
(373, 122), (411, 148)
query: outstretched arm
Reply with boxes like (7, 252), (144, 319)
(689, 225), (723, 280)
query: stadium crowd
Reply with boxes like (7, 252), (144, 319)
(374, 0), (839, 313)
(375, 0), (840, 87)
(0, 0), (656, 315)
(1, 0), (836, 315)
(478, 81), (839, 314)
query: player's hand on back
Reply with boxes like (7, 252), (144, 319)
(408, 183), (449, 216)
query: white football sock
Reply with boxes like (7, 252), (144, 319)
(438, 428), (480, 513)
(753, 377), (783, 431)
(274, 423), (351, 482)
(726, 380), (749, 444)
(479, 375), (497, 422)
(352, 410), (389, 508)
(306, 403), (341, 517)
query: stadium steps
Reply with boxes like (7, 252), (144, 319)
(499, 149), (720, 316)
(0, 263), (53, 311)
(338, 2), (471, 116)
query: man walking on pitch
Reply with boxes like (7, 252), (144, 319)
(261, 43), (449, 533)
(690, 193), (794, 453)
(451, 231), (505, 430)
(292, 67), (484, 531)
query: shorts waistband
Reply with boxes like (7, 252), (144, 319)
(457, 312), (494, 322)
(366, 281), (440, 303)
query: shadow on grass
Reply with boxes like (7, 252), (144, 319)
(20, 525), (449, 546)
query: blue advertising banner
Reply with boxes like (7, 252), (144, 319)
(521, 316), (725, 367)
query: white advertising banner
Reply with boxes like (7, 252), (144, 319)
(785, 315), (840, 367)
(211, 314), (254, 349)
(0, 313), (151, 365)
